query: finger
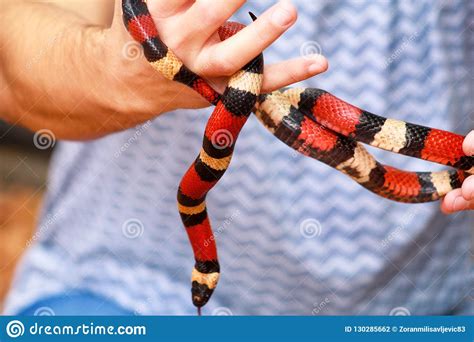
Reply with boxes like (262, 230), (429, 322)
(114, 0), (122, 21)
(147, 0), (192, 19)
(261, 55), (328, 93)
(176, 0), (246, 47)
(441, 188), (474, 214)
(200, 0), (297, 76)
(461, 175), (474, 201)
(462, 130), (474, 156)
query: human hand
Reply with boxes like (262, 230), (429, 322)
(441, 131), (474, 213)
(1, 0), (327, 139)
(110, 0), (328, 109)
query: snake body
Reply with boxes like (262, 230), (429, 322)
(123, 0), (473, 311)
(256, 88), (472, 203)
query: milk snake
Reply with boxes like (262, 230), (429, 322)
(122, 0), (474, 313)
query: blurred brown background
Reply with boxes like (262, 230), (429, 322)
(0, 1), (472, 314)
(0, 121), (51, 309)
(0, 1), (113, 309)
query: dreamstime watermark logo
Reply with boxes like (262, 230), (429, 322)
(34, 306), (55, 316)
(212, 307), (233, 316)
(211, 129), (234, 150)
(290, 126), (327, 159)
(33, 129), (56, 150)
(389, 306), (411, 316)
(114, 120), (152, 158)
(6, 320), (25, 338)
(26, 210), (63, 247)
(379, 206), (421, 250)
(300, 40), (323, 59)
(290, 141), (311, 159)
(203, 209), (240, 247)
(122, 218), (144, 239)
(122, 41), (144, 61)
(312, 297), (331, 315)
(383, 31), (419, 69)
(25, 31), (64, 70)
(299, 218), (322, 238)
(379, 225), (404, 249)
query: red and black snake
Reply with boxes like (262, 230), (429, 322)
(122, 0), (474, 313)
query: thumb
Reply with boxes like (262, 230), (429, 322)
(462, 130), (474, 156)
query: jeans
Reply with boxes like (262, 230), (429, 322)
(17, 292), (134, 316)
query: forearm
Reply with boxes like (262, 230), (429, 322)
(0, 1), (199, 139)
(1, 2), (113, 138)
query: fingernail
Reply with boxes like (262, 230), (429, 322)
(463, 131), (474, 156)
(461, 176), (474, 200)
(307, 54), (326, 73)
(452, 196), (468, 211)
(272, 0), (295, 27)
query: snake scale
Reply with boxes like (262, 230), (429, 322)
(122, 0), (474, 313)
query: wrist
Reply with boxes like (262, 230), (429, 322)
(102, 15), (210, 116)
(99, 23), (175, 116)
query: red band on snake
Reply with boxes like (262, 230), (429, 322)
(122, 0), (474, 311)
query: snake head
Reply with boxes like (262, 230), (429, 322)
(190, 263), (220, 308)
(192, 281), (214, 307)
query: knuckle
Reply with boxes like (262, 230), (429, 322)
(167, 34), (188, 51)
(198, 7), (224, 26)
(201, 54), (237, 76)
